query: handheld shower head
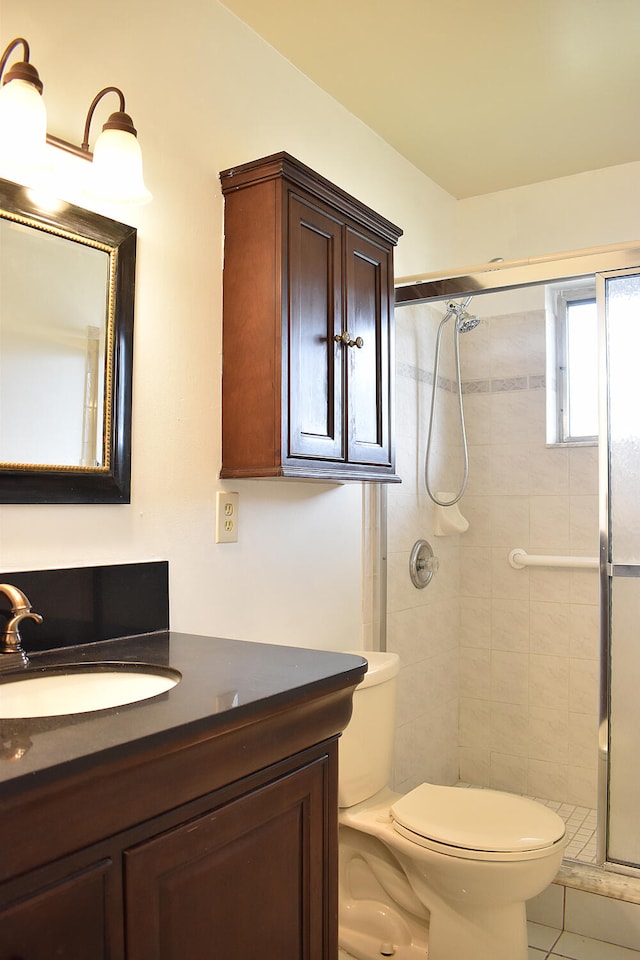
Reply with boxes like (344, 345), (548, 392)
(456, 311), (481, 333)
(445, 299), (480, 334)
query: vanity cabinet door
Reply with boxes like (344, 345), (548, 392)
(124, 754), (333, 960)
(0, 860), (113, 960)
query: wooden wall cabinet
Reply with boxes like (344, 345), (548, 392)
(219, 152), (403, 482)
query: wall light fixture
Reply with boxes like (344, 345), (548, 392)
(0, 36), (151, 205)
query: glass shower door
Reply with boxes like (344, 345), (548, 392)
(604, 269), (640, 869)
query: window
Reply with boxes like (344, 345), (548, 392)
(546, 283), (599, 444)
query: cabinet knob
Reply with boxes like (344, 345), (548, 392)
(334, 332), (364, 349)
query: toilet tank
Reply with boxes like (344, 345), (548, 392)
(338, 650), (400, 808)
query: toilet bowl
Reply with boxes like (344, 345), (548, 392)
(338, 652), (566, 960)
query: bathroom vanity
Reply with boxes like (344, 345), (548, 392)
(0, 629), (366, 959)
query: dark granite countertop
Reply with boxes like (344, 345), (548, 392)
(0, 632), (367, 796)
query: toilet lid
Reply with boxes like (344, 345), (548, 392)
(390, 784), (566, 853)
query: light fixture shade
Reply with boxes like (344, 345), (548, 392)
(86, 126), (152, 205)
(0, 77), (48, 177)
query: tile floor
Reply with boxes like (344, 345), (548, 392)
(340, 923), (640, 959)
(528, 922), (640, 959)
(456, 782), (598, 864)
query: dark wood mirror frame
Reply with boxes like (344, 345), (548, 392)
(0, 178), (136, 503)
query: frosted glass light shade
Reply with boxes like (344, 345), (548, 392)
(86, 127), (151, 205)
(0, 78), (48, 176)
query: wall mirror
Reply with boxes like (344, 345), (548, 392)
(0, 177), (136, 502)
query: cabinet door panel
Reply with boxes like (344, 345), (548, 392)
(0, 860), (112, 960)
(125, 757), (330, 960)
(288, 196), (344, 461)
(345, 228), (393, 466)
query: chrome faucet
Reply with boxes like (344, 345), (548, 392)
(0, 584), (43, 668)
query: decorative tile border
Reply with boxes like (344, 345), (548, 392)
(397, 361), (546, 395)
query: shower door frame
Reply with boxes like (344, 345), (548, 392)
(597, 266), (640, 876)
(394, 241), (640, 875)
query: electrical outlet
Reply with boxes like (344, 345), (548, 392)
(216, 491), (239, 543)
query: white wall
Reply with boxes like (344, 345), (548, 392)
(455, 161), (640, 266)
(0, 0), (456, 651)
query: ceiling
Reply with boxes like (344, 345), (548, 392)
(220, 0), (640, 199)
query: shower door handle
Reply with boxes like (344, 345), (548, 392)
(607, 563), (640, 578)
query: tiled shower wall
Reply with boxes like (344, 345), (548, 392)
(458, 296), (600, 807)
(387, 302), (461, 794)
(388, 293), (600, 808)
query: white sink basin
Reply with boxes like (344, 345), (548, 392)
(0, 664), (181, 718)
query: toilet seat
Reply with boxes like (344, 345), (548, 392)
(390, 784), (566, 862)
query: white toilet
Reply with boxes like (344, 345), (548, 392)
(338, 652), (566, 960)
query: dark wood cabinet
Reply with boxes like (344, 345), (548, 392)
(0, 637), (363, 960)
(125, 755), (331, 960)
(0, 860), (113, 960)
(220, 152), (402, 482)
(0, 742), (338, 960)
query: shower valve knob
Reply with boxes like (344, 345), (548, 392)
(334, 331), (364, 349)
(409, 539), (438, 589)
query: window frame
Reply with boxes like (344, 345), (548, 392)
(549, 281), (598, 446)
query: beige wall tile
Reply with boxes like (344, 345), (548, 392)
(569, 445), (599, 496)
(460, 646), (491, 699)
(491, 548), (531, 600)
(570, 495), (600, 553)
(460, 597), (491, 648)
(529, 444), (569, 495)
(460, 546), (493, 598)
(569, 712), (599, 769)
(530, 655), (570, 709)
(489, 444), (531, 495)
(459, 697), (491, 748)
(565, 887), (640, 951)
(490, 391), (531, 446)
(527, 759), (569, 801)
(530, 601), (571, 656)
(489, 495), (530, 546)
(460, 495), (492, 546)
(569, 658), (600, 716)
(526, 883), (565, 928)
(491, 701), (530, 757)
(530, 496), (571, 552)
(491, 650), (529, 704)
(491, 598), (530, 652)
(529, 705), (570, 763)
(490, 752), (529, 793)
(459, 746), (490, 786)
(569, 603), (600, 659)
(567, 763), (598, 807)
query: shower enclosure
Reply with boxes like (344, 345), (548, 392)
(387, 243), (640, 876)
(602, 269), (640, 872)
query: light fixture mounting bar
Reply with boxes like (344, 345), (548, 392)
(46, 132), (92, 161)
